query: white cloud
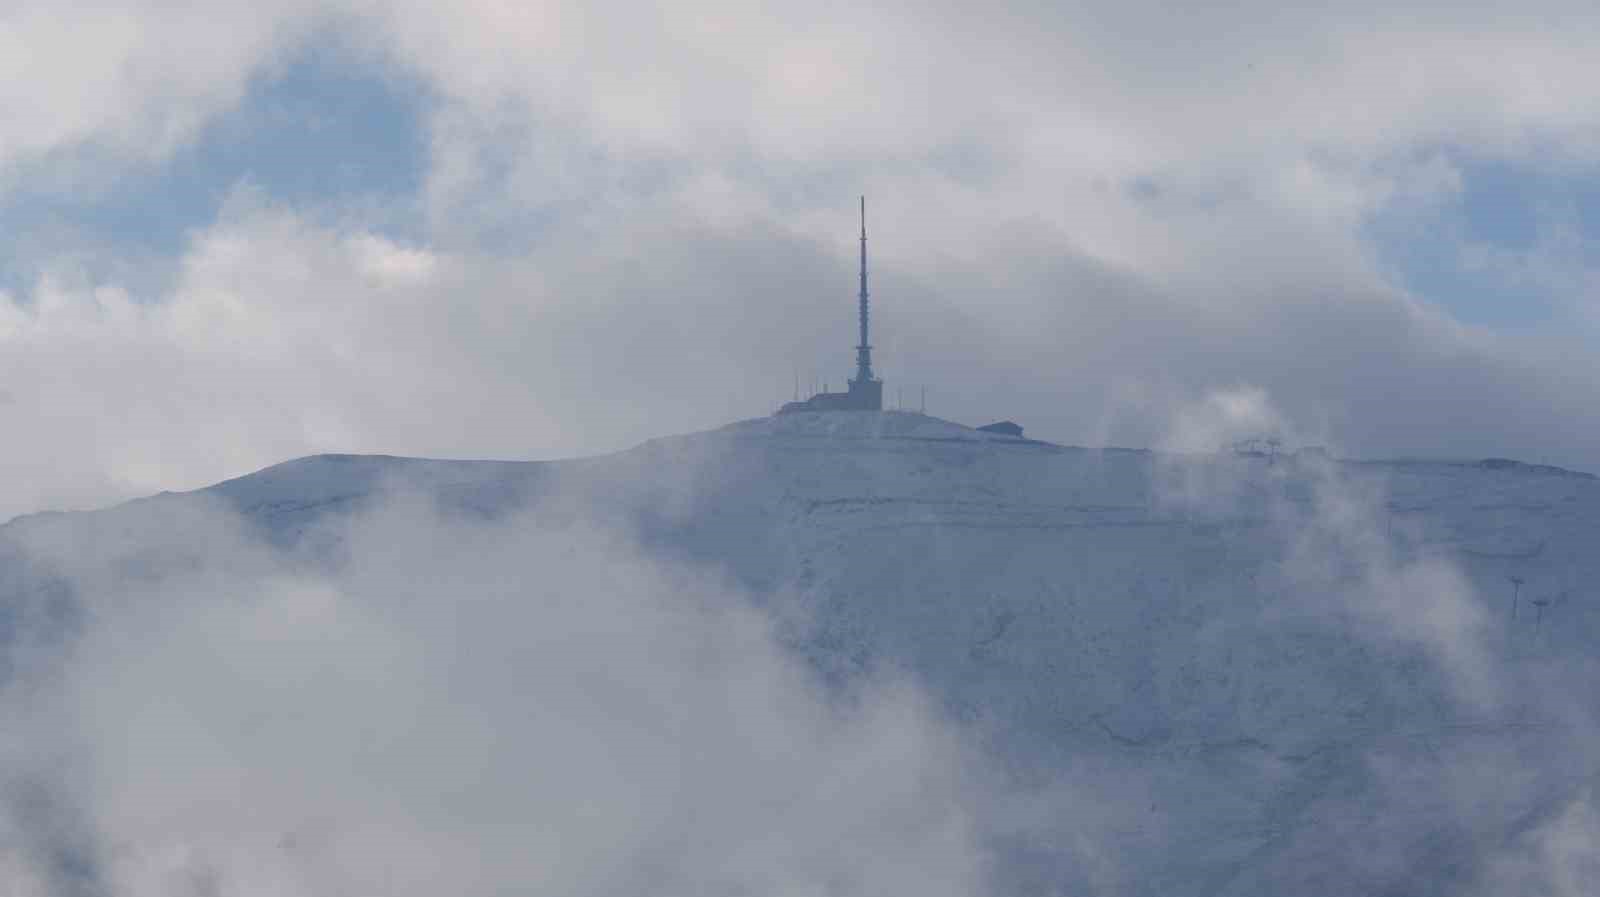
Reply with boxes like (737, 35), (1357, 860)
(4, 490), (992, 897)
(0, 0), (333, 177)
(4, 1), (1600, 520)
(1160, 386), (1293, 455)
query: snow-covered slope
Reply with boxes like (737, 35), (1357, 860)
(4, 411), (1598, 895)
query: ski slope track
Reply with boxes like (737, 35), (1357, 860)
(4, 411), (1600, 895)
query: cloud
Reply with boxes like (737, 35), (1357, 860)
(0, 0), (335, 174)
(1132, 386), (1600, 891)
(3, 384), (1600, 892)
(0, 480), (994, 897)
(0, 190), (871, 520)
(1159, 385), (1291, 455)
(6, 7), (1600, 889)
(5, 181), (1598, 526)
(1475, 787), (1600, 897)
(4, 0), (1600, 519)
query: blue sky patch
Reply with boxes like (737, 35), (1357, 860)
(0, 36), (430, 300)
(1368, 151), (1600, 328)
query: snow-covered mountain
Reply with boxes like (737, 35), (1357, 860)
(3, 411), (1597, 896)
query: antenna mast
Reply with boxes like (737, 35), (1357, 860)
(854, 195), (874, 386)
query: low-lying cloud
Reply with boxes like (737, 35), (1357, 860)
(2, 486), (992, 897)
(1, 388), (1598, 894)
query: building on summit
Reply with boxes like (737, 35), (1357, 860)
(777, 196), (883, 414)
(977, 420), (1024, 438)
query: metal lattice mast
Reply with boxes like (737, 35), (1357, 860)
(855, 195), (874, 384)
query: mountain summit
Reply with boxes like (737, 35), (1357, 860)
(3, 413), (1597, 895)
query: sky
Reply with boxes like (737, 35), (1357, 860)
(5, 0), (1600, 519)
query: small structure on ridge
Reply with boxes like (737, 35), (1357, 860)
(977, 421), (1024, 438)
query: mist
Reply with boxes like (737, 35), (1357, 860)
(0, 480), (992, 896)
(0, 393), (1596, 895)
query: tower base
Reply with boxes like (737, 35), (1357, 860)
(776, 378), (883, 414)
